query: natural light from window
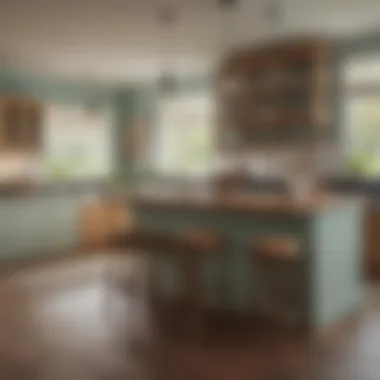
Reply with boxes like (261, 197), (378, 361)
(153, 93), (215, 176)
(43, 104), (113, 181)
(344, 55), (380, 176)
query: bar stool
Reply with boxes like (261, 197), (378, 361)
(251, 235), (304, 327)
(109, 228), (223, 336)
(108, 229), (179, 311)
(106, 229), (182, 358)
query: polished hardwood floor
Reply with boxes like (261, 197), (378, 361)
(0, 252), (379, 380)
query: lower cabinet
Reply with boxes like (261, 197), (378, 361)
(0, 197), (80, 260)
(0, 195), (131, 261)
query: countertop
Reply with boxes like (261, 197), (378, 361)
(133, 191), (365, 215)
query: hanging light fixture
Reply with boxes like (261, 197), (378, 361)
(218, 0), (239, 61)
(263, 0), (282, 27)
(263, 0), (283, 42)
(217, 0), (242, 96)
(218, 0), (238, 25)
(156, 4), (178, 96)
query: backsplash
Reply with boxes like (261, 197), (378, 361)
(215, 144), (345, 179)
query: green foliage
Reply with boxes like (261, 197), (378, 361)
(48, 161), (71, 180)
(348, 152), (380, 176)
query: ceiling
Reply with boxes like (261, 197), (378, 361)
(0, 0), (380, 85)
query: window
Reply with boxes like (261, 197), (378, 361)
(43, 104), (113, 180)
(344, 55), (380, 176)
(152, 94), (215, 176)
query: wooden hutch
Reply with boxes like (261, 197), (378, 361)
(216, 39), (332, 151)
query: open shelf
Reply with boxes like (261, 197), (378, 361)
(216, 40), (332, 151)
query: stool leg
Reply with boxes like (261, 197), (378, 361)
(255, 259), (278, 321)
(182, 253), (205, 336)
(261, 262), (300, 327)
(145, 253), (166, 332)
(103, 252), (117, 342)
(150, 253), (182, 337)
(167, 253), (189, 337)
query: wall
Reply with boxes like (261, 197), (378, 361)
(0, 66), (149, 182)
(0, 67), (115, 107)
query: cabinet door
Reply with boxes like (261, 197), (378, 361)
(1, 101), (23, 149)
(17, 198), (78, 259)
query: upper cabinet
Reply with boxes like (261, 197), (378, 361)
(0, 97), (43, 153)
(216, 40), (332, 151)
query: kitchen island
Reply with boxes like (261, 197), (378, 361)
(134, 192), (366, 331)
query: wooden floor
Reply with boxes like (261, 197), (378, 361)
(0, 253), (379, 380)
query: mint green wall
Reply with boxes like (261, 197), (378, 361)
(0, 67), (116, 106)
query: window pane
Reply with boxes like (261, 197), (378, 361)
(154, 94), (214, 175)
(347, 96), (380, 176)
(44, 105), (113, 180)
(345, 55), (380, 85)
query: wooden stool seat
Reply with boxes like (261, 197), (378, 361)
(180, 229), (223, 254)
(110, 228), (180, 253)
(110, 228), (222, 255)
(252, 235), (301, 261)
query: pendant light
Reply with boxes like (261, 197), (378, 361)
(263, 0), (283, 41)
(217, 0), (242, 97)
(156, 5), (178, 97)
(218, 0), (239, 34)
(263, 0), (281, 24)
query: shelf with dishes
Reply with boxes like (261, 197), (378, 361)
(216, 40), (332, 150)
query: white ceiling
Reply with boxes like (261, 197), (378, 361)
(0, 0), (380, 85)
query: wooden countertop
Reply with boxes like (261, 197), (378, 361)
(133, 192), (365, 215)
